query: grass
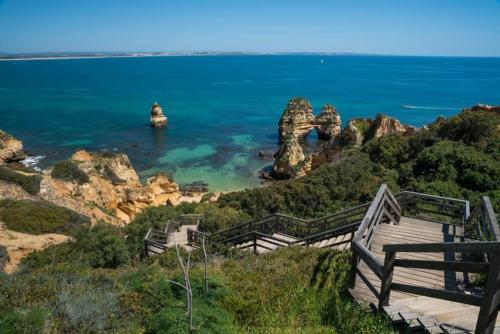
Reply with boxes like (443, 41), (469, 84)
(0, 241), (393, 333)
(0, 199), (90, 235)
(0, 243), (394, 333)
(0, 167), (41, 195)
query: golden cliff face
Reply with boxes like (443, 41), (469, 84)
(0, 130), (25, 165)
(40, 150), (181, 225)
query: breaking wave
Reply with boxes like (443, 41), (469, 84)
(21, 155), (45, 172)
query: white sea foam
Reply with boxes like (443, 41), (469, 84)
(21, 155), (45, 171)
(402, 105), (458, 111)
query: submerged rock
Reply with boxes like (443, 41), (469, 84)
(0, 130), (26, 165)
(150, 102), (168, 128)
(179, 181), (209, 193)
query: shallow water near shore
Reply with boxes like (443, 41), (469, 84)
(1, 55), (499, 192)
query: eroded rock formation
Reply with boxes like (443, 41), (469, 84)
(272, 136), (306, 179)
(0, 130), (25, 165)
(273, 98), (342, 179)
(40, 150), (181, 224)
(315, 104), (341, 140)
(150, 102), (168, 128)
(272, 98), (420, 179)
(278, 98), (315, 143)
(340, 119), (372, 147)
(368, 114), (417, 140)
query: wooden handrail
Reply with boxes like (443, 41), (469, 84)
(468, 196), (500, 242)
(350, 184), (401, 288)
(383, 241), (500, 253)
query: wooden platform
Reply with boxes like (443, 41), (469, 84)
(351, 216), (500, 333)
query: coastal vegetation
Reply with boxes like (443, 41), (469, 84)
(0, 105), (498, 333)
(220, 106), (500, 218)
(0, 166), (41, 195)
(51, 160), (90, 184)
(0, 199), (90, 235)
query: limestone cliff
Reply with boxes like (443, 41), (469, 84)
(315, 104), (341, 140)
(272, 98), (420, 179)
(273, 98), (343, 179)
(0, 130), (25, 165)
(40, 150), (181, 224)
(272, 136), (306, 179)
(340, 119), (372, 147)
(367, 114), (417, 140)
(278, 98), (315, 143)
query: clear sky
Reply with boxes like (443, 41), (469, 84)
(0, 0), (499, 56)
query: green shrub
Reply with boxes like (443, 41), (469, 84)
(438, 110), (500, 148)
(0, 308), (47, 334)
(218, 152), (399, 219)
(51, 160), (89, 184)
(0, 167), (41, 195)
(0, 199), (90, 235)
(19, 224), (128, 270)
(76, 224), (130, 269)
(0, 246), (8, 273)
(413, 141), (500, 192)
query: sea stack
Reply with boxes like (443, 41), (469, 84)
(150, 102), (168, 128)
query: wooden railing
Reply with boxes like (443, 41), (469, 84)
(395, 190), (470, 225)
(145, 214), (203, 256)
(349, 184), (401, 287)
(187, 203), (370, 251)
(380, 241), (500, 334)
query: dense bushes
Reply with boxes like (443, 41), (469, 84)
(21, 224), (128, 270)
(3, 245), (392, 334)
(0, 199), (90, 235)
(218, 152), (399, 218)
(51, 160), (89, 184)
(0, 166), (41, 195)
(0, 246), (8, 273)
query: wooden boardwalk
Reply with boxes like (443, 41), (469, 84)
(174, 185), (500, 333)
(353, 217), (466, 305)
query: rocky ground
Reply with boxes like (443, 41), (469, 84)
(0, 222), (70, 273)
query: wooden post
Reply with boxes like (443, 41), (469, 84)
(378, 251), (396, 311)
(475, 253), (500, 334)
(349, 248), (359, 289)
(253, 234), (257, 254)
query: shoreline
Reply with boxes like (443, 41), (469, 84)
(2, 52), (498, 62)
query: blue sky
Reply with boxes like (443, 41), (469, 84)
(0, 0), (499, 56)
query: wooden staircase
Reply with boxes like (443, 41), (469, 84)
(349, 185), (500, 333)
(176, 184), (500, 333)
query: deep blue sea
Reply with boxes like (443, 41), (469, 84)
(1, 55), (499, 192)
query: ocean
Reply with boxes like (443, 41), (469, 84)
(0, 55), (499, 192)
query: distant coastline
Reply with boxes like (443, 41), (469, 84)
(0, 51), (369, 61)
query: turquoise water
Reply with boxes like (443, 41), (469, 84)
(0, 55), (499, 192)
